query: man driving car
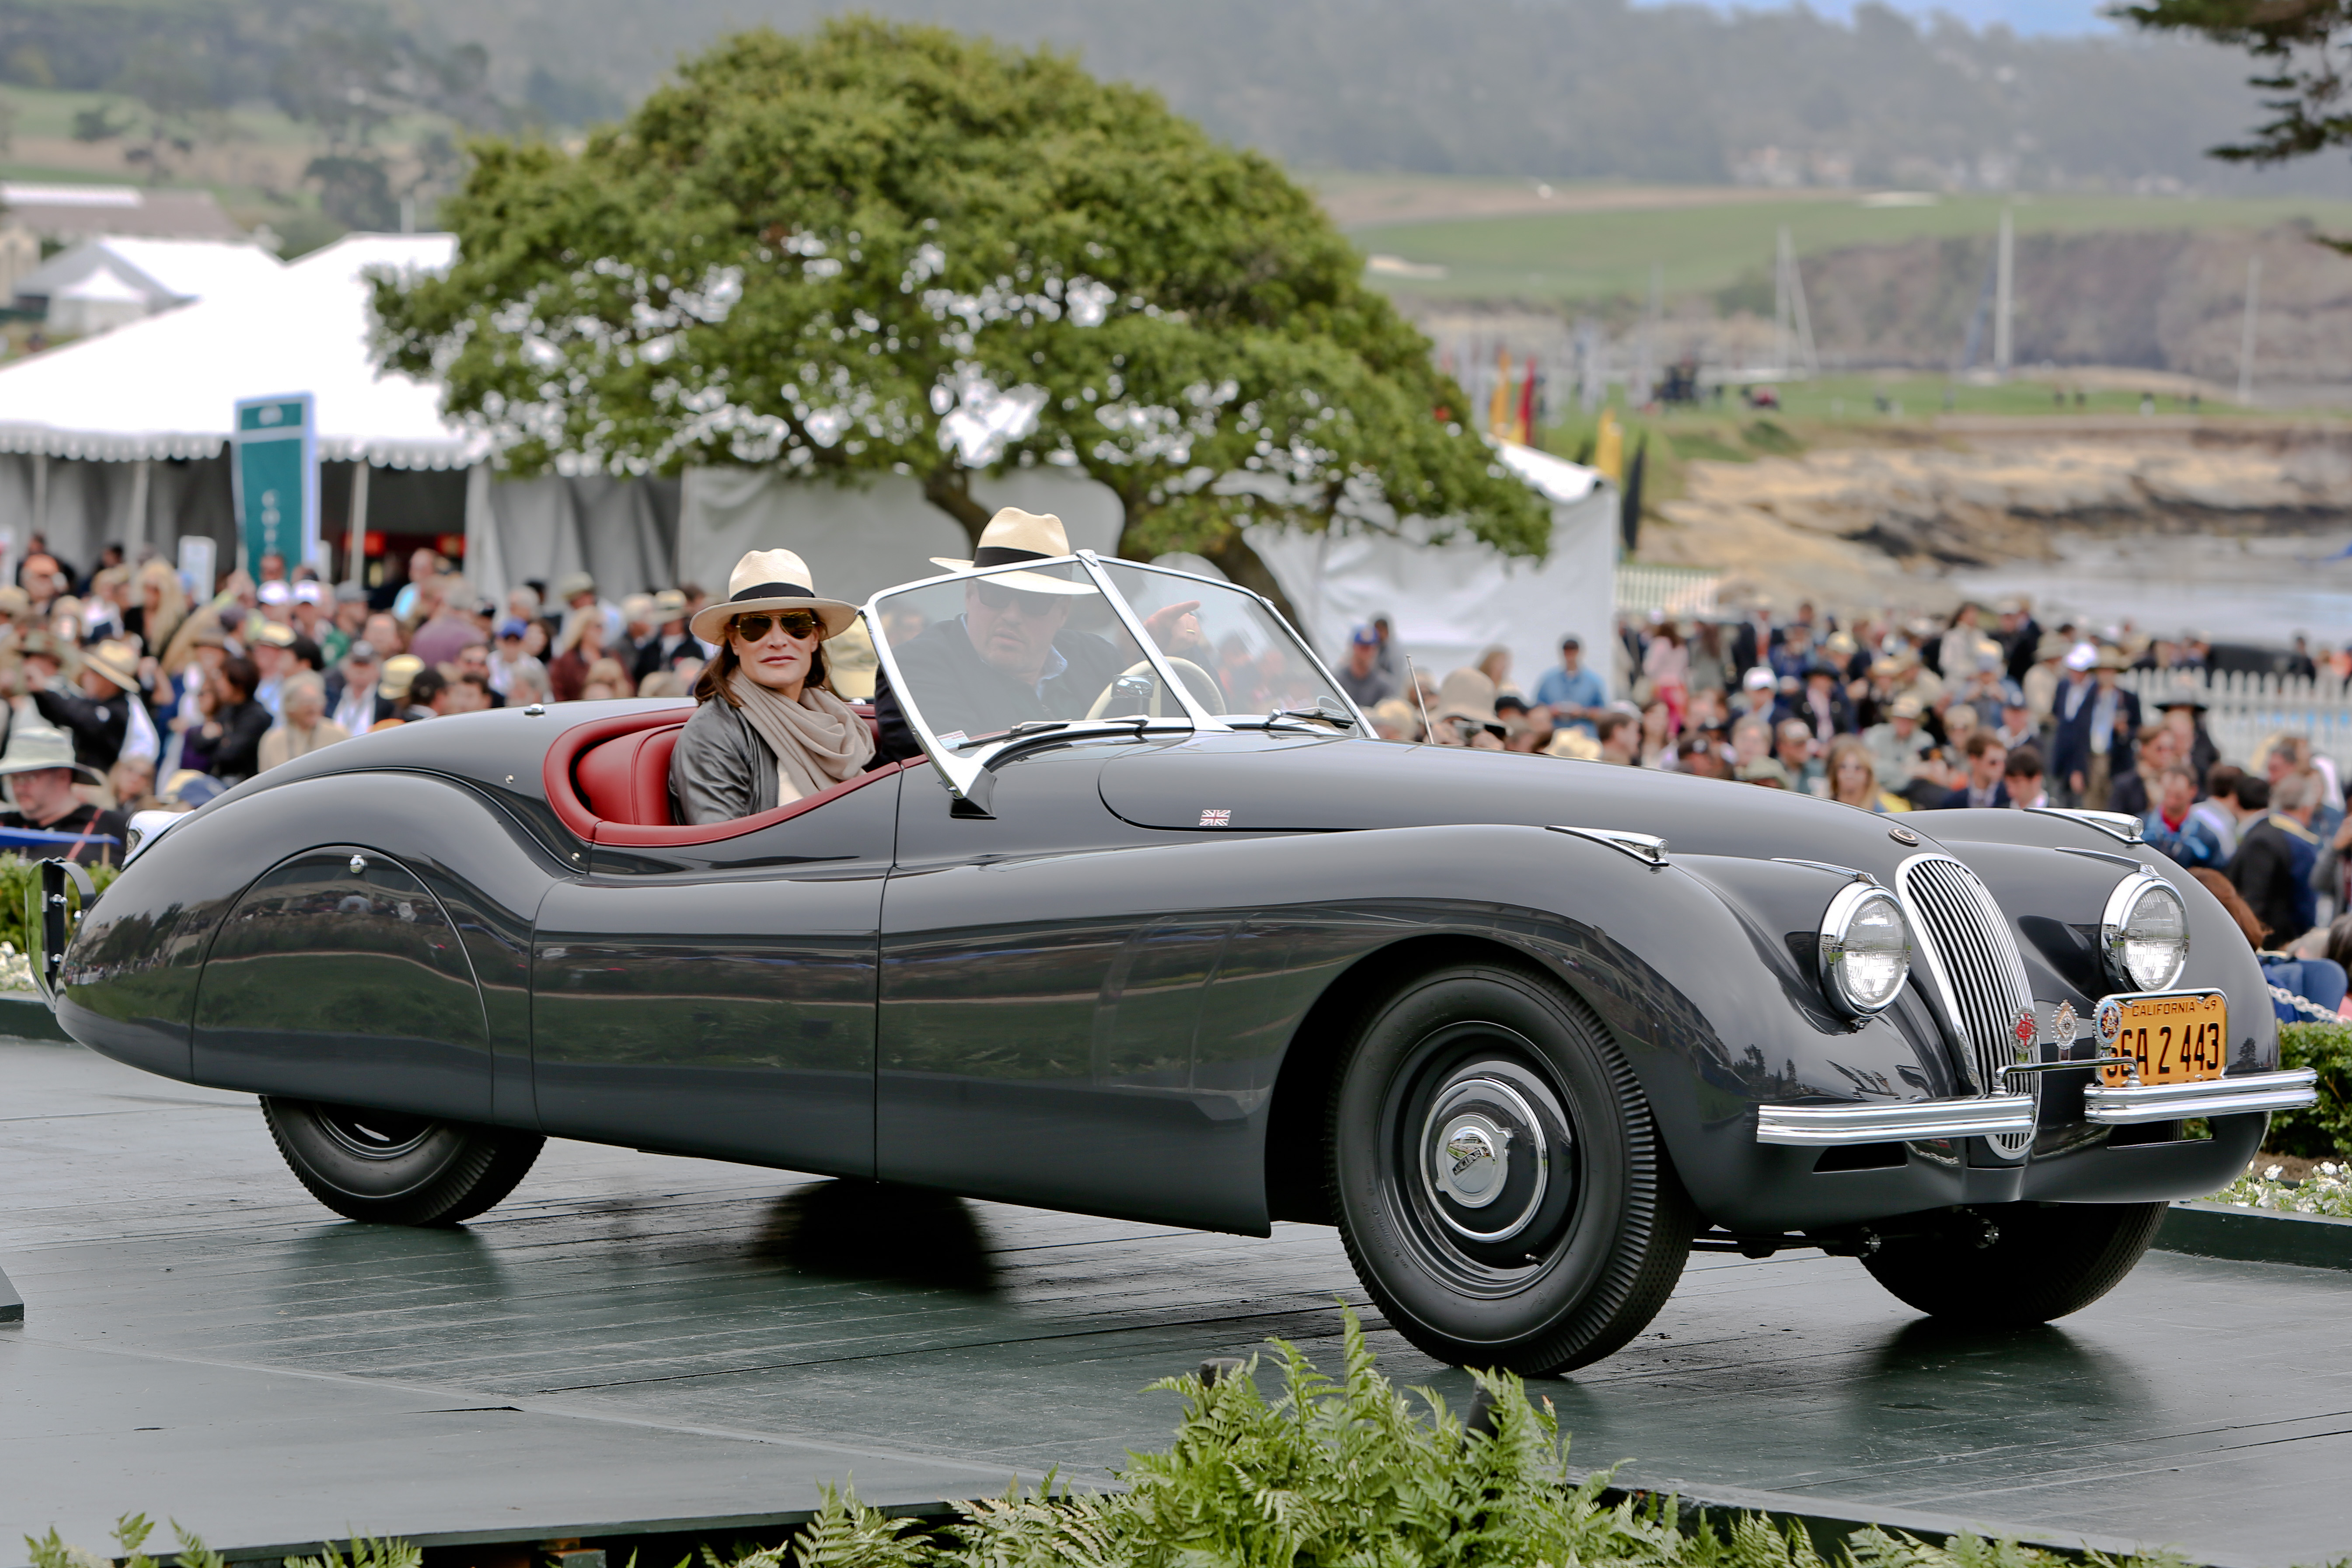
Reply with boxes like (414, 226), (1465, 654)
(872, 509), (1138, 761)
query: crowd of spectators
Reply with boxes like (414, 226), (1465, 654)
(1338, 593), (2352, 958)
(0, 534), (761, 861)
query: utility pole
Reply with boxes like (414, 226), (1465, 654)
(1773, 231), (1790, 373)
(1993, 206), (2014, 379)
(2237, 255), (2262, 406)
(1778, 226), (1819, 377)
(1633, 261), (1660, 405)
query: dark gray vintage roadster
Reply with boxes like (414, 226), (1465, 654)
(46, 553), (2316, 1373)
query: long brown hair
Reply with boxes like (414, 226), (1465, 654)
(694, 619), (831, 707)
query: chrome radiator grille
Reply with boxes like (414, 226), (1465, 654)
(1897, 854), (2037, 1154)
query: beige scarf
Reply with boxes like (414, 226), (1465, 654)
(726, 669), (875, 803)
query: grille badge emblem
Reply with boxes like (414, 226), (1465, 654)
(2012, 1007), (2038, 1059)
(2049, 1000), (2078, 1045)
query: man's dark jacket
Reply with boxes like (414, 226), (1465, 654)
(2049, 685), (2143, 789)
(2229, 813), (2322, 947)
(32, 683), (129, 773)
(206, 697), (274, 784)
(871, 618), (1127, 763)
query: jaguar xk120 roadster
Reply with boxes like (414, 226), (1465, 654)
(45, 552), (2316, 1373)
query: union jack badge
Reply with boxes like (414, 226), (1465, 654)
(1198, 808), (1233, 827)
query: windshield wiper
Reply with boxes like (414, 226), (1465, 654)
(996, 716), (1150, 741)
(1250, 699), (1358, 732)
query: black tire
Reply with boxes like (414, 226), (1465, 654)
(262, 1097), (544, 1226)
(1862, 1201), (2167, 1323)
(1324, 958), (1696, 1375)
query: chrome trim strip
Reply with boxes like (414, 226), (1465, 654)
(1546, 826), (1668, 865)
(2026, 806), (2145, 844)
(2083, 1067), (2319, 1124)
(1755, 1094), (2039, 1146)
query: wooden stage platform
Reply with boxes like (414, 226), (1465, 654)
(4, 1036), (2348, 1568)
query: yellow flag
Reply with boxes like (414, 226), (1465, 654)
(1489, 347), (1513, 439)
(1593, 407), (1624, 482)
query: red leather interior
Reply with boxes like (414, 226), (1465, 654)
(541, 702), (903, 848)
(576, 725), (683, 826)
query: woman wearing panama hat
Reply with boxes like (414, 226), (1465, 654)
(670, 548), (876, 825)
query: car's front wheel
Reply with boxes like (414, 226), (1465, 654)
(1325, 958), (1695, 1375)
(1862, 1201), (2167, 1323)
(262, 1098), (544, 1225)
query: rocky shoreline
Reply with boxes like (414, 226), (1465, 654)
(1643, 418), (2352, 610)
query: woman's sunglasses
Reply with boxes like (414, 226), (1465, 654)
(733, 611), (823, 641)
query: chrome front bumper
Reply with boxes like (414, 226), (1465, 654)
(1755, 1094), (2038, 1146)
(2082, 1066), (2320, 1125)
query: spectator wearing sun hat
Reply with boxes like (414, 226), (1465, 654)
(631, 589), (697, 683)
(554, 571), (625, 645)
(0, 713), (127, 862)
(32, 638), (154, 775)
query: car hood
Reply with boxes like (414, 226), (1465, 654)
(1098, 732), (1947, 874)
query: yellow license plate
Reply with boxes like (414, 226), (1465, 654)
(2097, 991), (2229, 1087)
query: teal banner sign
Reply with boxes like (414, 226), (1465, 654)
(230, 394), (318, 579)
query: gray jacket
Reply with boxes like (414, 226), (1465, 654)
(669, 697), (780, 825)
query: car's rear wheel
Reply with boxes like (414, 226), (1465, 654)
(261, 1097), (543, 1225)
(1862, 1201), (2167, 1322)
(1325, 958), (1695, 1375)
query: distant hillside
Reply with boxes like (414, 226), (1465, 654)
(1795, 224), (2352, 381)
(396, 0), (2352, 196)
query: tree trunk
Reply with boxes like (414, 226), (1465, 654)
(921, 464), (992, 553)
(1111, 502), (1307, 633)
(1197, 531), (1305, 633)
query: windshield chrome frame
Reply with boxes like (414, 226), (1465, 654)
(859, 551), (1228, 806)
(1078, 551), (1371, 735)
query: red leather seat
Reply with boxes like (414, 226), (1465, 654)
(575, 724), (683, 826)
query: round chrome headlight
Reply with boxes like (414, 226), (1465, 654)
(1820, 884), (1912, 1015)
(2102, 873), (2188, 993)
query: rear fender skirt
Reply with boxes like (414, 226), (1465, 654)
(59, 772), (561, 1129)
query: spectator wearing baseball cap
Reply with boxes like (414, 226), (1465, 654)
(327, 639), (383, 735)
(1334, 625), (1392, 709)
(1534, 634), (1608, 737)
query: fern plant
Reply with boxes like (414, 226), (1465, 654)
(21, 1317), (2222, 1568)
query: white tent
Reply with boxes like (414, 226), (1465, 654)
(0, 234), (677, 599)
(0, 233), (477, 470)
(1246, 441), (1618, 700)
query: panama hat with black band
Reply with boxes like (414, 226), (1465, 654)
(689, 549), (862, 646)
(929, 508), (1096, 596)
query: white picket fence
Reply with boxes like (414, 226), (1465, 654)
(2120, 669), (2352, 770)
(1616, 563), (1722, 620)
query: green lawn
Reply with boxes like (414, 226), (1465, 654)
(1353, 191), (2352, 305)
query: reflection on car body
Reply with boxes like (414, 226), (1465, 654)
(47, 549), (2318, 1373)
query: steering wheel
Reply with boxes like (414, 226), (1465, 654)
(1086, 658), (1221, 720)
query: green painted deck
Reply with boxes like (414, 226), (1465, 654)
(4, 1036), (2348, 1568)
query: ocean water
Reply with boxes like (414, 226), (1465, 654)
(1945, 528), (2352, 649)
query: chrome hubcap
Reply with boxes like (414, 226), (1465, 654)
(1420, 1075), (1549, 1243)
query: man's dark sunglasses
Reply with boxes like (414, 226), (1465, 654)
(733, 610), (824, 641)
(971, 579), (1064, 616)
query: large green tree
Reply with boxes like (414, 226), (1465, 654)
(369, 18), (1546, 606)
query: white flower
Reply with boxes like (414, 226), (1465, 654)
(2264, 1164), (2285, 1180)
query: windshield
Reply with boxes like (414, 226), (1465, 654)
(866, 558), (1163, 753)
(1095, 561), (1351, 724)
(865, 555), (1357, 800)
